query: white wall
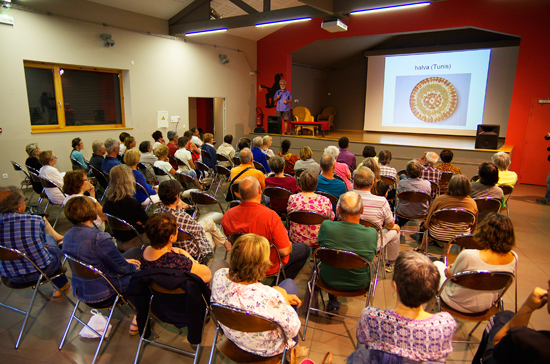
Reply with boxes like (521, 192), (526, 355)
(0, 7), (257, 187)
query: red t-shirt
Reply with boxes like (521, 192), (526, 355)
(221, 201), (291, 275)
(167, 143), (178, 169)
(265, 176), (300, 211)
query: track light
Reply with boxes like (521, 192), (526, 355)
(350, 2), (430, 15)
(185, 28), (227, 36)
(255, 17), (312, 27)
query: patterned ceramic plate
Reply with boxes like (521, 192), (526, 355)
(410, 77), (457, 123)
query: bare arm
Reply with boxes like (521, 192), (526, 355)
(95, 201), (107, 221)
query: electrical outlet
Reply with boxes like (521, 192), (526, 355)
(2, 174), (8, 179)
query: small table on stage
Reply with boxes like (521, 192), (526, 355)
(290, 121), (330, 137)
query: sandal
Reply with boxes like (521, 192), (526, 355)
(129, 323), (139, 336)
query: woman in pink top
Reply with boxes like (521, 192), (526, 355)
(287, 170), (334, 246)
(324, 146), (352, 190)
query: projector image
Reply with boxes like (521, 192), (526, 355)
(321, 19), (348, 33)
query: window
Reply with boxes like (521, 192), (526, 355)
(23, 61), (126, 133)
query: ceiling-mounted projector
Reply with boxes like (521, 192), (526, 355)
(321, 19), (348, 33)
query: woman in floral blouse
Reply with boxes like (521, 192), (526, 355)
(210, 234), (307, 358)
(287, 170), (334, 246)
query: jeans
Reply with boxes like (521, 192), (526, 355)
(10, 234), (68, 289)
(277, 278), (300, 343)
(472, 310), (514, 364)
(282, 243), (310, 280)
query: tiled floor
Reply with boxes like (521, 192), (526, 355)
(1, 183), (549, 363)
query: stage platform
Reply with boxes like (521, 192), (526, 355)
(248, 130), (513, 178)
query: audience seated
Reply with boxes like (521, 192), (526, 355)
(378, 150), (397, 185)
(62, 170), (107, 231)
(435, 149), (462, 194)
(324, 145), (353, 189)
(470, 162), (504, 206)
(316, 154), (347, 212)
(357, 146), (378, 167)
(353, 167), (400, 273)
(189, 127), (203, 147)
(234, 140), (249, 160)
(101, 138), (122, 174)
(278, 139), (300, 175)
(70, 137), (88, 169)
(337, 136), (356, 171)
(153, 144), (176, 183)
(229, 148), (266, 195)
(473, 284), (550, 364)
(89, 140), (106, 172)
(151, 130), (165, 151)
(361, 157), (388, 197)
(0, 187), (69, 297)
(217, 134), (236, 167)
(166, 131), (179, 169)
(102, 165), (150, 251)
(353, 251), (456, 363)
(118, 132), (130, 156)
(434, 213), (517, 314)
(201, 133), (217, 169)
(261, 135), (275, 157)
(492, 152), (518, 186)
(174, 136), (203, 189)
(38, 150), (66, 204)
(420, 151), (442, 198)
(294, 146), (320, 175)
(124, 149), (160, 206)
(418, 174), (478, 248)
(287, 170), (334, 246)
(122, 136), (136, 156)
(318, 191), (378, 315)
(396, 160), (432, 227)
(222, 176), (309, 280)
(265, 156), (300, 211)
(251, 136), (271, 174)
(184, 130), (201, 162)
(155, 180), (230, 265)
(210, 233), (306, 358)
(138, 140), (157, 184)
(25, 142), (43, 192)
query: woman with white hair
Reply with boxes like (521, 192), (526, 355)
(261, 135), (275, 157)
(491, 152), (518, 186)
(324, 145), (352, 189)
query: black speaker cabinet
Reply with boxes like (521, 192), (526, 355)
(267, 116), (280, 134)
(254, 127), (265, 133)
(475, 124), (500, 150)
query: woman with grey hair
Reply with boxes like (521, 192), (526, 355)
(491, 151), (518, 186)
(324, 145), (352, 189)
(102, 164), (150, 251)
(25, 142), (43, 192)
(353, 251), (456, 363)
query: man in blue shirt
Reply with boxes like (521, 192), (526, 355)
(273, 79), (293, 134)
(251, 137), (271, 174)
(101, 137), (122, 174)
(316, 154), (347, 213)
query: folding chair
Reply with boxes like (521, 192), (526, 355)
(137, 162), (158, 185)
(380, 175), (396, 207)
(263, 186), (292, 218)
(266, 242), (287, 286)
(395, 190), (431, 234)
(195, 160), (214, 187)
(89, 165), (110, 198)
(253, 161), (267, 174)
(286, 210), (328, 247)
(265, 154), (271, 161)
(443, 233), (484, 266)
(435, 270), (515, 343)
(237, 137), (250, 146)
(474, 197), (501, 225)
(499, 185), (514, 217)
(212, 165), (231, 197)
(105, 213), (147, 250)
(37, 175), (67, 228)
(302, 248), (376, 340)
(470, 174), (480, 182)
(208, 303), (291, 364)
(28, 170), (47, 206)
(11, 161), (35, 203)
(135, 181), (161, 212)
(190, 191), (225, 224)
(294, 168), (306, 179)
(232, 156), (241, 166)
(429, 180), (441, 198)
(153, 165), (174, 180)
(133, 280), (209, 364)
(59, 254), (135, 364)
(227, 200), (240, 210)
(315, 191), (339, 205)
(70, 157), (87, 171)
(167, 154), (179, 168)
(397, 169), (408, 178)
(0, 244), (78, 349)
(439, 172), (454, 193)
(333, 173), (345, 183)
(359, 218), (386, 279)
(174, 172), (202, 202)
(216, 153), (233, 167)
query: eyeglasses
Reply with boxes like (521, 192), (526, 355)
(83, 178), (90, 182)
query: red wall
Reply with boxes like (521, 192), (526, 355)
(256, 0), (550, 181)
(196, 98), (213, 134)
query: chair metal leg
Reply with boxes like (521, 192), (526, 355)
(467, 321), (483, 340)
(52, 205), (63, 229)
(91, 296), (119, 364)
(301, 273), (317, 341)
(14, 276), (42, 349)
(134, 306), (152, 364)
(208, 327), (221, 364)
(59, 299), (81, 350)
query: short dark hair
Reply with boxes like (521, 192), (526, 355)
(447, 174), (471, 196)
(362, 146), (376, 158)
(71, 137), (82, 149)
(139, 141), (151, 153)
(63, 170), (86, 195)
(184, 130), (192, 139)
(406, 160), (422, 178)
(152, 130), (163, 141)
(478, 162), (499, 186)
(338, 136), (349, 149)
(0, 186), (25, 213)
(177, 136), (189, 148)
(300, 171), (318, 192)
(281, 139), (291, 154)
(224, 134), (233, 144)
(268, 156), (285, 174)
(378, 150), (392, 166)
(158, 179), (182, 206)
(440, 149), (454, 163)
(473, 213), (515, 254)
(393, 251), (440, 308)
(238, 141), (249, 151)
(190, 127), (198, 134)
(64, 196), (97, 225)
(119, 132), (130, 142)
(145, 213), (177, 249)
(376, 180), (390, 197)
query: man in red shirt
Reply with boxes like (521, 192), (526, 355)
(166, 130), (179, 169)
(222, 176), (309, 280)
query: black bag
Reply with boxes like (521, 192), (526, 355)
(225, 167), (251, 202)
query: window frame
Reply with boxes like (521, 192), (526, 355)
(24, 61), (127, 133)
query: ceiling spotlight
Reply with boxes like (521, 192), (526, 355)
(219, 54), (229, 65)
(100, 33), (115, 47)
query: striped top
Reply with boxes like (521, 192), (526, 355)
(354, 189), (394, 228)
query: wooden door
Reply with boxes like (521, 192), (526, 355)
(519, 99), (550, 185)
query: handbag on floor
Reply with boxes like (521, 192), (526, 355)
(79, 309), (112, 339)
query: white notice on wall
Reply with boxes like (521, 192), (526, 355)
(157, 111), (168, 128)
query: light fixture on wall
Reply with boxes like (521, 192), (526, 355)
(255, 17), (312, 27)
(350, 2), (430, 15)
(100, 33), (115, 47)
(185, 28), (227, 36)
(219, 54), (229, 65)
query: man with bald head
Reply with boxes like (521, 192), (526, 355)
(229, 148), (266, 193)
(251, 136), (271, 174)
(317, 191), (378, 314)
(222, 176), (309, 280)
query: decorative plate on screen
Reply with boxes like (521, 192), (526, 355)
(410, 77), (457, 123)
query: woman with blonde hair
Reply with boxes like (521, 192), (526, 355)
(124, 149), (160, 206)
(123, 136), (136, 155)
(102, 164), (149, 251)
(294, 146), (320, 175)
(361, 157), (389, 197)
(324, 145), (352, 189)
(261, 135), (275, 157)
(153, 144), (176, 183)
(211, 233), (307, 358)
